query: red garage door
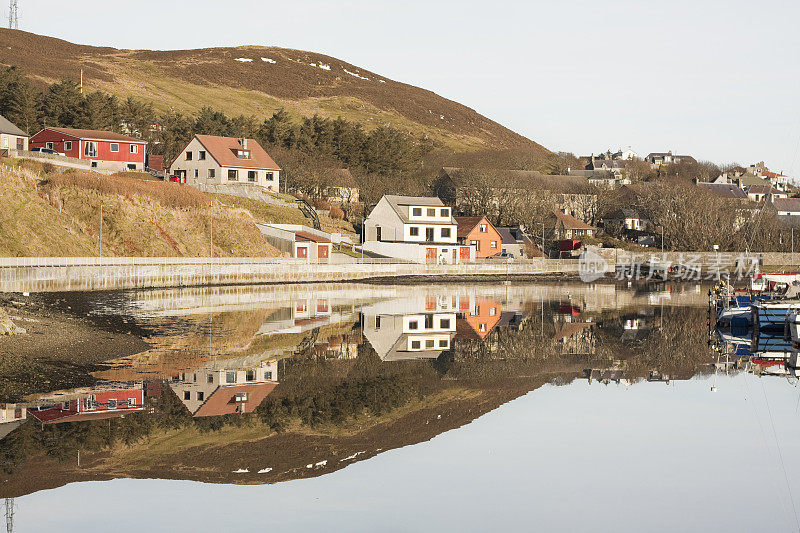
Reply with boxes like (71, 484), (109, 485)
(296, 246), (308, 259)
(426, 248), (437, 264)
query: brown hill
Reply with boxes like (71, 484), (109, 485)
(0, 29), (551, 154)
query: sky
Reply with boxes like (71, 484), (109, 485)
(12, 0), (800, 174)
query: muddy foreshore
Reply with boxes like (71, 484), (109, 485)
(0, 293), (151, 402)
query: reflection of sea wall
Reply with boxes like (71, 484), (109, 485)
(85, 283), (402, 318)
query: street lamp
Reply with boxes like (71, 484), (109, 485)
(210, 198), (214, 259)
(99, 204), (113, 258)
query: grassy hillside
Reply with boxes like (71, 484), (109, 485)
(0, 29), (551, 154)
(0, 161), (348, 257)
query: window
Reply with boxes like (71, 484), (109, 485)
(130, 145), (138, 154)
(408, 320), (418, 330)
(64, 141), (72, 151)
(266, 172), (274, 181)
(441, 228), (451, 238)
(16, 138), (24, 150)
(234, 393), (249, 402)
(264, 371), (273, 380)
(425, 315), (434, 329)
(185, 151), (193, 161)
(411, 340), (421, 349)
(108, 399), (117, 408)
(194, 169), (199, 178)
(426, 227), (435, 241)
(439, 340), (448, 348)
(184, 391), (191, 400)
(412, 207), (422, 217)
(479, 323), (487, 332)
(237, 150), (251, 159)
(207, 374), (214, 383)
(246, 370), (256, 381)
(440, 318), (451, 329)
(427, 208), (436, 217)
(208, 169), (215, 179)
(228, 169), (238, 181)
(226, 371), (236, 384)
(199, 150), (206, 160)
(193, 373), (197, 382)
(480, 224), (487, 233)
(375, 316), (381, 329)
(376, 227), (382, 241)
(440, 208), (449, 217)
(490, 240), (497, 248)
(409, 226), (419, 237)
(45, 142), (53, 149)
(128, 398), (136, 406)
(490, 307), (497, 316)
(197, 392), (204, 401)
(248, 170), (257, 182)
(426, 339), (435, 348)
(91, 161), (98, 168)
(110, 143), (119, 152)
(62, 402), (70, 410)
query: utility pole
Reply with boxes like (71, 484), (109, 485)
(210, 198), (214, 259)
(7, 0), (18, 30)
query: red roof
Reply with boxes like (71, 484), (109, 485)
(38, 127), (146, 143)
(193, 383), (277, 417)
(454, 216), (491, 238)
(295, 231), (330, 243)
(30, 407), (143, 424)
(193, 135), (281, 171)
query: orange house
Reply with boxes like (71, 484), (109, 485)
(464, 298), (502, 339)
(455, 216), (502, 259)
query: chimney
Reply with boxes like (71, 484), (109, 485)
(241, 138), (248, 149)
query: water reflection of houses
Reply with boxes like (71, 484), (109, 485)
(28, 382), (144, 424)
(363, 295), (459, 361)
(169, 357), (278, 417)
(0, 403), (27, 439)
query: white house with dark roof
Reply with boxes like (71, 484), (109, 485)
(363, 195), (473, 264)
(769, 197), (800, 220)
(0, 114), (27, 156)
(169, 134), (281, 191)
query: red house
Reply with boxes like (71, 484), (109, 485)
(29, 385), (144, 424)
(29, 127), (147, 172)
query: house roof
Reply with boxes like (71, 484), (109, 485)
(553, 210), (596, 230)
(496, 226), (532, 245)
(441, 167), (592, 194)
(772, 198), (800, 214)
(605, 208), (644, 220)
(746, 185), (774, 195)
(383, 195), (454, 224)
(697, 182), (748, 199)
(646, 152), (696, 161)
(763, 171), (787, 179)
(738, 174), (771, 187)
(295, 231), (329, 243)
(454, 216), (489, 238)
(0, 114), (27, 136)
(193, 383), (277, 417)
(193, 135), (281, 171)
(29, 407), (143, 424)
(38, 127), (145, 143)
(588, 159), (626, 170)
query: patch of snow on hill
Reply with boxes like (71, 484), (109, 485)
(318, 63), (331, 70)
(234, 58), (253, 62)
(261, 57), (276, 63)
(343, 68), (370, 81)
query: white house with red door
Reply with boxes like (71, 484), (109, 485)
(256, 223), (333, 262)
(29, 127), (147, 172)
(363, 195), (474, 264)
(168, 134), (281, 191)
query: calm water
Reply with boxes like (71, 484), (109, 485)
(3, 282), (800, 532)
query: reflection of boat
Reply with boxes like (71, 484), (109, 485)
(717, 295), (758, 327)
(752, 300), (800, 330)
(751, 329), (793, 358)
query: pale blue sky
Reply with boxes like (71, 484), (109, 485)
(15, 0), (800, 174)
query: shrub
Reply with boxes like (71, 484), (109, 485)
(313, 198), (331, 210)
(329, 205), (344, 219)
(41, 162), (56, 175)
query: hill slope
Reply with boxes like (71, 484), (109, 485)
(0, 29), (549, 154)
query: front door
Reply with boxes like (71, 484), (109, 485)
(452, 249), (458, 264)
(426, 248), (437, 264)
(460, 246), (471, 261)
(425, 227), (435, 242)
